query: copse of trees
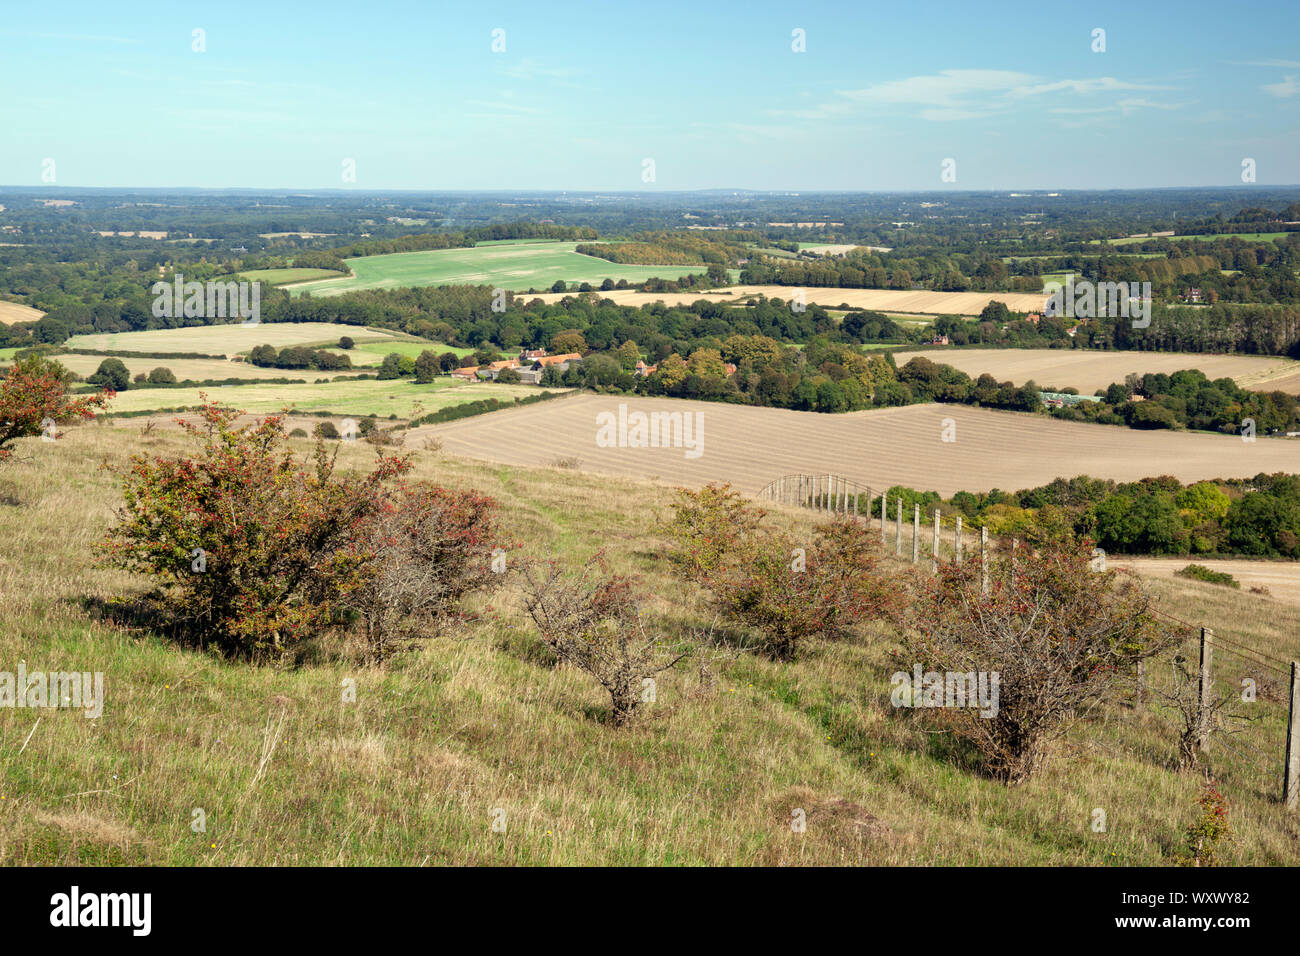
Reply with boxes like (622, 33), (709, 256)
(884, 471), (1300, 559)
(248, 343), (353, 371)
(1046, 368), (1300, 436)
(88, 357), (131, 391)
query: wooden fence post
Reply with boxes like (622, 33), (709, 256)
(932, 509), (940, 572)
(1198, 627), (1213, 751)
(912, 504), (920, 564)
(1285, 661), (1299, 810)
(955, 516), (963, 565)
(980, 526), (989, 594)
(895, 498), (903, 556)
(880, 494), (887, 544)
(1135, 659), (1145, 711)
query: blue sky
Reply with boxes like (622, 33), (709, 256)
(2, 0), (1298, 191)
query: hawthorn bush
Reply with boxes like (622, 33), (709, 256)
(101, 401), (409, 660)
(522, 556), (686, 726)
(0, 355), (111, 463)
(345, 483), (509, 659)
(901, 544), (1170, 783)
(664, 483), (895, 661)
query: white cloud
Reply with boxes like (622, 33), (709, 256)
(1263, 75), (1300, 98)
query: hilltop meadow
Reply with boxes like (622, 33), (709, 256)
(1, 418), (1297, 866)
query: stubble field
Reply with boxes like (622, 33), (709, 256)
(529, 285), (1048, 315)
(888, 348), (1300, 394)
(0, 301), (44, 325)
(412, 394), (1300, 497)
(66, 323), (400, 356)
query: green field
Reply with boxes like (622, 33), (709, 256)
(101, 377), (554, 417)
(1093, 232), (1292, 246)
(339, 340), (477, 366)
(66, 322), (400, 356)
(288, 241), (710, 297)
(237, 267), (347, 286)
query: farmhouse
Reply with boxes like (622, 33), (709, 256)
(538, 352), (582, 367)
(1041, 391), (1102, 409)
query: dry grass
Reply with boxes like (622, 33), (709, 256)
(410, 394), (1300, 497)
(1, 421), (1297, 865)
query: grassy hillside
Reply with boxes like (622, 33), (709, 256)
(1, 423), (1297, 865)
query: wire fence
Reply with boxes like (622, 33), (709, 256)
(758, 474), (1300, 806)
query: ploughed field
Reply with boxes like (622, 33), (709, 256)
(413, 394), (1300, 497)
(888, 348), (1300, 395)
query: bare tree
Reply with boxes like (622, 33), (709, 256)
(521, 556), (687, 726)
(1148, 655), (1257, 771)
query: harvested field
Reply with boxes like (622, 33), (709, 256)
(528, 285), (1048, 315)
(889, 348), (1300, 394)
(66, 322), (399, 355)
(102, 377), (553, 417)
(0, 301), (44, 324)
(1247, 369), (1300, 395)
(6, 353), (366, 382)
(412, 394), (1300, 497)
(1112, 558), (1300, 607)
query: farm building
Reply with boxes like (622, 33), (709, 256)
(1040, 391), (1103, 409)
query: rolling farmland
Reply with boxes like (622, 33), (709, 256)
(529, 284), (1048, 315)
(65, 322), (400, 355)
(287, 240), (709, 296)
(889, 348), (1300, 394)
(414, 394), (1300, 496)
